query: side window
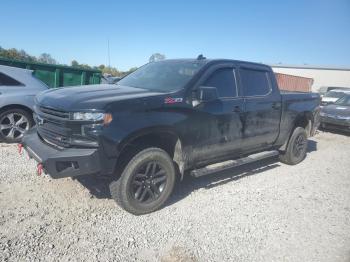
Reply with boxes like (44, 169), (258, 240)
(203, 68), (237, 98)
(239, 68), (270, 96)
(0, 72), (23, 86)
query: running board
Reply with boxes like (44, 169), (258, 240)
(190, 150), (279, 178)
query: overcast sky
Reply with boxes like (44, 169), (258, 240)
(1, 0), (350, 71)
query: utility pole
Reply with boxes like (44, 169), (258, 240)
(108, 38), (111, 69)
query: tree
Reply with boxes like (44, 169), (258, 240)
(149, 53), (166, 63)
(125, 67), (138, 74)
(71, 60), (79, 67)
(0, 46), (138, 76)
(98, 64), (106, 70)
(38, 53), (57, 64)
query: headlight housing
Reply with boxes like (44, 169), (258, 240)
(72, 112), (105, 121)
(320, 112), (326, 117)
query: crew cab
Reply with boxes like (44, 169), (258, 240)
(21, 58), (320, 215)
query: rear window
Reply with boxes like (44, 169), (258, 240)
(325, 91), (345, 98)
(240, 68), (270, 96)
(0, 72), (23, 86)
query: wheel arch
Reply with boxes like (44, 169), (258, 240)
(0, 104), (34, 117)
(293, 111), (313, 137)
(115, 127), (186, 180)
(279, 111), (313, 151)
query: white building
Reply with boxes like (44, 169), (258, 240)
(270, 64), (350, 93)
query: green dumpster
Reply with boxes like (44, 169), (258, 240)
(0, 57), (102, 88)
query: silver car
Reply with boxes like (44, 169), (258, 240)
(0, 65), (48, 142)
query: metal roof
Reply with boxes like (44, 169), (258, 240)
(269, 64), (350, 71)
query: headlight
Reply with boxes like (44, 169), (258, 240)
(320, 112), (326, 116)
(72, 112), (105, 121)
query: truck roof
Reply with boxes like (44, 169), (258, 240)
(161, 58), (271, 69)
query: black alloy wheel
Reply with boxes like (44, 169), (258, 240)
(130, 161), (167, 203)
(109, 147), (176, 215)
(292, 134), (307, 159)
(279, 127), (308, 165)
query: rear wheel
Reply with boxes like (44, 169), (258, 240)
(279, 127), (308, 165)
(0, 109), (34, 143)
(109, 147), (176, 215)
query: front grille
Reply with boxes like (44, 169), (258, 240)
(36, 106), (72, 148)
(35, 105), (98, 148)
(39, 106), (70, 119)
(38, 128), (71, 148)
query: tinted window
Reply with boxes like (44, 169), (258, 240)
(325, 91), (345, 98)
(118, 60), (207, 92)
(240, 68), (270, 96)
(335, 95), (350, 106)
(0, 72), (23, 86)
(204, 68), (237, 97)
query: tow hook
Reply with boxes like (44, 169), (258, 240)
(37, 163), (44, 176)
(18, 144), (23, 155)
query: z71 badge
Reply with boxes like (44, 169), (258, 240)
(164, 97), (183, 104)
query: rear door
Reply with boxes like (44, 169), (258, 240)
(238, 65), (282, 150)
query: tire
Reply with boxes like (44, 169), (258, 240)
(0, 108), (34, 143)
(109, 147), (176, 215)
(279, 127), (308, 165)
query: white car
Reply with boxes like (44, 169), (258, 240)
(321, 89), (350, 106)
(0, 65), (48, 142)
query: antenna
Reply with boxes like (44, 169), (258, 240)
(108, 38), (111, 68)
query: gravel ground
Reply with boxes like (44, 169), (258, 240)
(0, 131), (349, 262)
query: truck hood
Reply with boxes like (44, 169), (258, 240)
(36, 84), (163, 111)
(321, 104), (350, 117)
(322, 97), (339, 103)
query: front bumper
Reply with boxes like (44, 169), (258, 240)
(21, 128), (102, 179)
(320, 116), (350, 131)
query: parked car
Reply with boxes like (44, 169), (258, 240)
(320, 94), (350, 133)
(21, 58), (320, 215)
(321, 89), (350, 106)
(101, 75), (122, 85)
(318, 86), (350, 97)
(0, 65), (48, 142)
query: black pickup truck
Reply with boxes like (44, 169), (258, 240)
(21, 58), (320, 215)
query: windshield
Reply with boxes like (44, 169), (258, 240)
(324, 91), (345, 98)
(335, 95), (350, 106)
(117, 60), (207, 92)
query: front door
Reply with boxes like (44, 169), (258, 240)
(188, 66), (245, 166)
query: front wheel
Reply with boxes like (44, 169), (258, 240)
(109, 148), (176, 215)
(0, 109), (34, 143)
(279, 127), (308, 165)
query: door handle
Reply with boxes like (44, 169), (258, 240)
(233, 106), (241, 113)
(272, 102), (281, 110)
